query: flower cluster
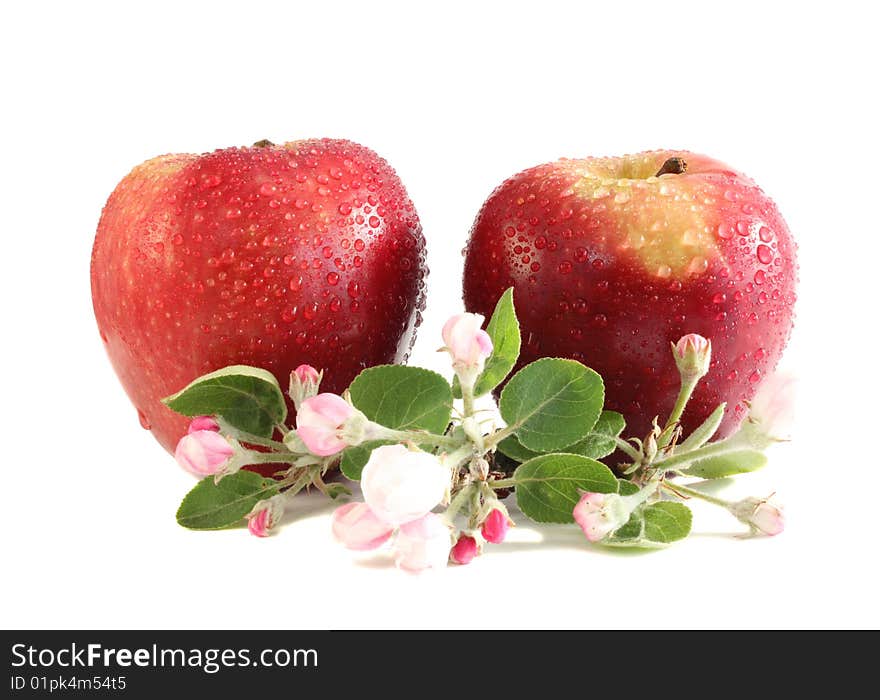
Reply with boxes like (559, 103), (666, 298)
(332, 445), (450, 571)
(166, 287), (793, 569)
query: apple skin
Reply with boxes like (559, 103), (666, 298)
(92, 139), (427, 458)
(463, 150), (797, 440)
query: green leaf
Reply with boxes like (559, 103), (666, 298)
(678, 403), (726, 452)
(163, 365), (286, 437)
(454, 288), (521, 398)
(497, 410), (625, 465)
(642, 502), (692, 543)
(499, 358), (604, 452)
(339, 365), (453, 480)
(176, 471), (280, 530)
(324, 483), (353, 500)
(617, 479), (639, 496)
(496, 435), (541, 463)
(610, 511), (644, 541)
(682, 450), (768, 479)
(340, 441), (388, 481)
(514, 453), (617, 523)
(567, 410), (626, 459)
(348, 364), (453, 433)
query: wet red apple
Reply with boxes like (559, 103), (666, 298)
(92, 139), (427, 456)
(463, 150), (797, 439)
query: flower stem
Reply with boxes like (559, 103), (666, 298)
(660, 375), (699, 449)
(380, 428), (460, 449)
(461, 379), (476, 418)
(482, 424), (522, 451)
(612, 436), (643, 462)
(217, 419), (289, 451)
(652, 436), (739, 471)
(444, 483), (476, 522)
(281, 467), (316, 495)
(243, 451), (302, 465)
(311, 470), (329, 496)
(662, 480), (731, 509)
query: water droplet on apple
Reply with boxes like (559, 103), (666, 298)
(717, 222), (733, 239)
(326, 272), (340, 285)
(137, 409), (151, 430)
(756, 245), (773, 264)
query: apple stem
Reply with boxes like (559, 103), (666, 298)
(655, 157), (687, 177)
(252, 139), (275, 148)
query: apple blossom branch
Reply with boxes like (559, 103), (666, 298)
(165, 287), (792, 569)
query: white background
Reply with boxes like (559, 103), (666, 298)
(2, 1), (878, 629)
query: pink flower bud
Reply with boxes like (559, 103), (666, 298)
(246, 495), (285, 538)
(187, 416), (220, 433)
(295, 393), (356, 456)
(361, 445), (449, 526)
(293, 364), (321, 385)
(331, 502), (394, 550)
(450, 534), (479, 565)
(289, 364), (322, 410)
(573, 492), (630, 543)
(480, 508), (510, 544)
(442, 313), (493, 369)
(394, 513), (452, 572)
(672, 333), (712, 379)
(730, 496), (785, 536)
(174, 430), (235, 476)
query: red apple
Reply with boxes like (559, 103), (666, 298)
(92, 139), (427, 456)
(463, 150), (796, 439)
